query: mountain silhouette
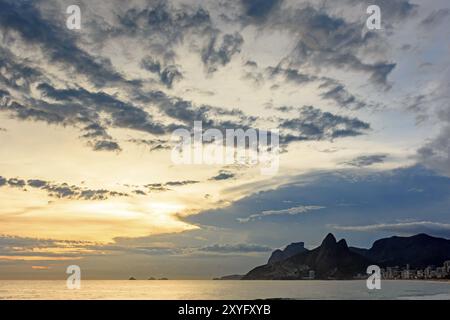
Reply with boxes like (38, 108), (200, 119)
(243, 233), (450, 280)
(268, 242), (308, 264)
(350, 233), (450, 268)
(243, 233), (372, 280)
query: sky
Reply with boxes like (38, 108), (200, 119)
(0, 0), (449, 279)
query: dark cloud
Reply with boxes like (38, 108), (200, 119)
(113, 3), (212, 46)
(164, 180), (200, 186)
(272, 106), (294, 113)
(320, 53), (396, 87)
(186, 166), (450, 247)
(81, 123), (111, 140)
(0, 175), (129, 200)
(319, 78), (368, 109)
(266, 65), (316, 85)
(0, 0), (125, 87)
(0, 47), (43, 92)
(135, 89), (255, 133)
(241, 0), (282, 21)
(27, 179), (47, 188)
(37, 83), (166, 135)
(209, 170), (235, 181)
(145, 184), (170, 192)
(242, 60), (264, 85)
(279, 105), (370, 141)
(2, 84), (143, 153)
(144, 180), (199, 192)
(417, 125), (450, 177)
(133, 190), (147, 196)
(1, 99), (65, 125)
(4, 77), (260, 153)
(244, 60), (258, 67)
(0, 235), (96, 258)
(344, 154), (388, 167)
(244, 5), (396, 86)
(201, 32), (244, 73)
(0, 89), (9, 98)
(421, 9), (450, 28)
(33, 82), (168, 151)
(7, 178), (26, 188)
(199, 243), (272, 253)
(404, 94), (430, 124)
(80, 189), (128, 201)
(0, 176), (6, 186)
(127, 138), (171, 151)
(141, 56), (182, 88)
(92, 2), (216, 68)
(91, 140), (122, 152)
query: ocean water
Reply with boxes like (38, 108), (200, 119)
(0, 280), (449, 300)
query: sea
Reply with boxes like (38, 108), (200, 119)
(0, 280), (449, 300)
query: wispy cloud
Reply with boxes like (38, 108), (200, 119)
(238, 205), (325, 223)
(209, 170), (235, 181)
(0, 175), (128, 200)
(343, 154), (388, 167)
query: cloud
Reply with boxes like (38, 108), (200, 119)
(241, 0), (282, 21)
(81, 123), (111, 140)
(0, 235), (96, 260)
(145, 184), (170, 192)
(91, 140), (122, 152)
(417, 108), (450, 176)
(417, 127), (450, 176)
(141, 56), (182, 88)
(0, 175), (129, 200)
(319, 78), (369, 109)
(198, 243), (272, 253)
(0, 47), (42, 92)
(111, 3), (213, 48)
(133, 190), (147, 196)
(0, 33), (258, 154)
(29, 81), (257, 153)
(37, 82), (166, 134)
(1, 99), (65, 125)
(186, 165), (450, 246)
(266, 65), (316, 85)
(209, 170), (235, 181)
(279, 105), (371, 141)
(144, 180), (200, 192)
(238, 205), (325, 223)
(272, 106), (294, 113)
(0, 81), (174, 151)
(421, 9), (450, 28)
(331, 221), (450, 237)
(164, 180), (200, 186)
(1, 79), (168, 152)
(241, 4), (397, 86)
(127, 138), (171, 151)
(201, 32), (244, 73)
(0, 0), (125, 87)
(7, 178), (26, 188)
(134, 88), (256, 134)
(344, 154), (388, 167)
